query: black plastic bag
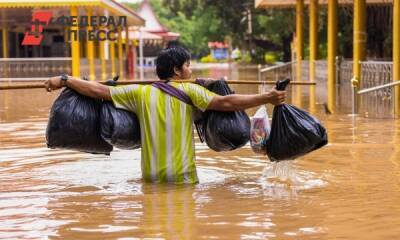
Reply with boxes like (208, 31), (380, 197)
(265, 79), (328, 161)
(46, 88), (113, 154)
(100, 101), (141, 150)
(200, 79), (251, 151)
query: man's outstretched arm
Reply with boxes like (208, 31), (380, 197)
(207, 89), (286, 111)
(44, 76), (112, 101)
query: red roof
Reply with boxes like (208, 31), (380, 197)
(208, 42), (229, 49)
(137, 0), (180, 41)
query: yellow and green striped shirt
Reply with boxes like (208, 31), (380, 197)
(110, 82), (217, 184)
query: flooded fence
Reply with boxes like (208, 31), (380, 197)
(303, 59), (395, 117)
(359, 61), (394, 118)
(258, 61), (310, 101)
(258, 61), (294, 83)
(259, 59), (395, 118)
(0, 58), (126, 82)
(0, 58), (72, 81)
(299, 59), (354, 113)
(336, 59), (353, 113)
(1, 57), (395, 118)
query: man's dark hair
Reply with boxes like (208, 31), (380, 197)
(155, 47), (190, 80)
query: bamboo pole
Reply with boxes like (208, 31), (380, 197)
(70, 6), (80, 77)
(309, 0), (318, 113)
(117, 26), (124, 79)
(0, 80), (316, 90)
(394, 0), (400, 116)
(352, 0), (366, 114)
(109, 29), (116, 77)
(86, 7), (95, 81)
(295, 0), (304, 107)
(327, 0), (338, 113)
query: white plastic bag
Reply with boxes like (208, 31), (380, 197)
(250, 105), (271, 154)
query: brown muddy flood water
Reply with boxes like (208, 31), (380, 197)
(1, 67), (400, 239)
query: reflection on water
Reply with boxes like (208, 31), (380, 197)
(1, 66), (400, 239)
(260, 161), (327, 200)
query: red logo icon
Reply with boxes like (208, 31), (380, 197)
(22, 11), (53, 46)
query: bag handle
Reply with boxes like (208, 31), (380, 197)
(276, 78), (291, 91)
(152, 81), (206, 143)
(152, 81), (194, 106)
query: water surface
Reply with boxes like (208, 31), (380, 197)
(1, 66), (399, 239)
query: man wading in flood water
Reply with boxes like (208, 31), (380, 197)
(44, 47), (286, 184)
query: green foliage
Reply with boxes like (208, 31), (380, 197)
(122, 2), (140, 10)
(239, 52), (252, 64)
(317, 43), (327, 59)
(125, 1), (392, 63)
(139, 0), (223, 57)
(125, 0), (296, 62)
(264, 52), (277, 64)
(199, 55), (217, 63)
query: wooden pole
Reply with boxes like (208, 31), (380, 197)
(0, 80), (316, 90)
(327, 0), (338, 113)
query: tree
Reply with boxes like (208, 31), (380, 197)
(125, 1), (393, 62)
(160, 0), (296, 62)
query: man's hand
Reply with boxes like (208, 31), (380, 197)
(208, 87), (287, 112)
(266, 88), (286, 106)
(44, 75), (112, 100)
(44, 76), (63, 92)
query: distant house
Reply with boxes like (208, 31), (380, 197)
(128, 0), (180, 67)
(208, 42), (229, 60)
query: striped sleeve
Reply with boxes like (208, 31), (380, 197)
(109, 85), (140, 113)
(182, 83), (218, 112)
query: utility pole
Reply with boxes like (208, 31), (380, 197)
(246, 8), (254, 59)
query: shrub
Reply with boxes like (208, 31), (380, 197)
(200, 54), (218, 63)
(264, 52), (278, 64)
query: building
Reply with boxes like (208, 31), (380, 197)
(255, 0), (399, 116)
(0, 0), (145, 81)
(133, 0), (179, 67)
(208, 42), (229, 60)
